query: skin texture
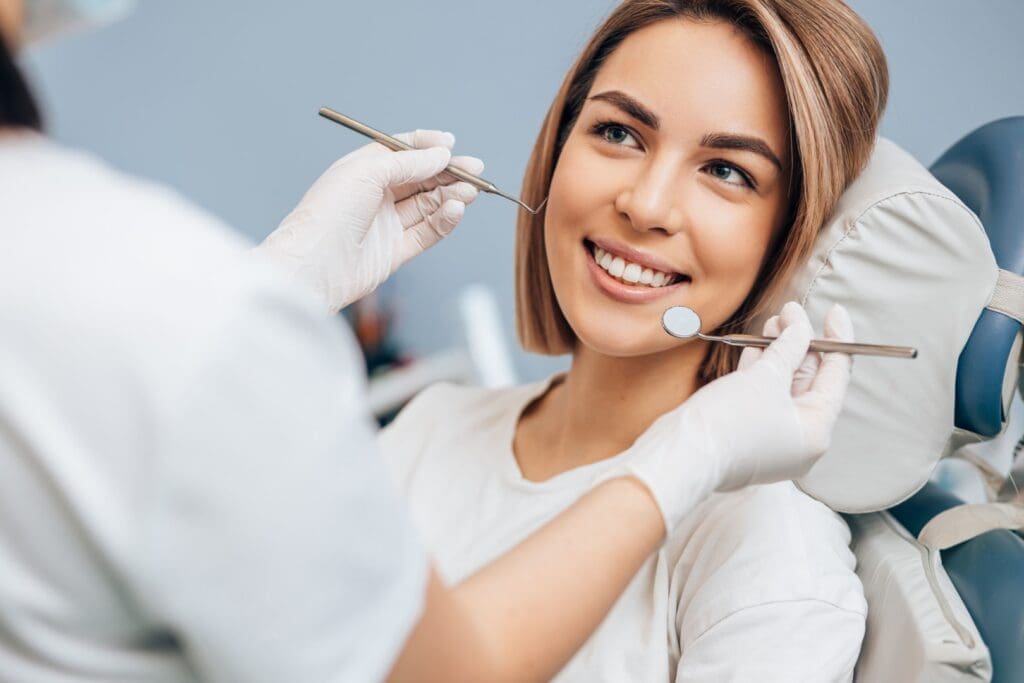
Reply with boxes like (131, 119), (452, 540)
(0, 0), (22, 48)
(516, 18), (792, 481)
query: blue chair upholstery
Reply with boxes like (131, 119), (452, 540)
(931, 117), (1024, 436)
(890, 117), (1024, 683)
(890, 483), (1024, 683)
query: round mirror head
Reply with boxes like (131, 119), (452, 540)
(661, 306), (702, 339)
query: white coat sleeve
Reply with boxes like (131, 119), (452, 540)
(131, 275), (427, 683)
(674, 600), (865, 683)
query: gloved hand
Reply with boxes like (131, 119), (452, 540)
(601, 301), (854, 533)
(255, 130), (484, 313)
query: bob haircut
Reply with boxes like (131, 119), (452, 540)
(515, 0), (888, 383)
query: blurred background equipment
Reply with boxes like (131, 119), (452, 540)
(362, 283), (517, 424)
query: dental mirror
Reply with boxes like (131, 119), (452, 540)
(661, 306), (917, 359)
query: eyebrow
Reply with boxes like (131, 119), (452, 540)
(588, 90), (660, 130)
(588, 89), (784, 171)
(701, 132), (784, 171)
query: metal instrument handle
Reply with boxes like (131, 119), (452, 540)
(317, 107), (496, 192)
(717, 333), (918, 358)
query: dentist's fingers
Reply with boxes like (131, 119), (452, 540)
(783, 313), (822, 396)
(362, 129), (457, 202)
(791, 304), (854, 453)
(368, 145), (453, 190)
(392, 129), (455, 151)
(392, 154), (485, 203)
(752, 302), (813, 383)
(387, 129), (483, 200)
(395, 181), (479, 231)
(351, 129), (455, 190)
(738, 314), (780, 371)
(348, 129), (455, 164)
(398, 199), (467, 266)
(811, 304), (854, 394)
(803, 304), (855, 416)
(441, 155), (485, 184)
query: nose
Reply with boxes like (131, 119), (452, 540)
(614, 157), (687, 236)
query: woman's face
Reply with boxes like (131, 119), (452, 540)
(544, 18), (792, 358)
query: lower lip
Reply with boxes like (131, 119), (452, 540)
(583, 242), (689, 304)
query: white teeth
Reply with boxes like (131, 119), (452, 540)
(590, 243), (680, 288)
(608, 256), (625, 278)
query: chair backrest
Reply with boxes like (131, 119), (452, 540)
(769, 136), (997, 512)
(931, 117), (1024, 437)
(887, 117), (1024, 683)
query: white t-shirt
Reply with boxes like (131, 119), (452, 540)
(380, 379), (868, 682)
(0, 134), (424, 682)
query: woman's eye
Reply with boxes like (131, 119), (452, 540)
(594, 123), (640, 148)
(706, 163), (753, 188)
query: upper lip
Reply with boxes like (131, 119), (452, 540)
(587, 237), (689, 277)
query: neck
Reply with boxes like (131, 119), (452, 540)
(516, 341), (707, 479)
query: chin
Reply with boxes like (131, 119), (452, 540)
(568, 311), (682, 358)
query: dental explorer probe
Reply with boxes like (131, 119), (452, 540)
(661, 306), (918, 359)
(318, 107), (548, 215)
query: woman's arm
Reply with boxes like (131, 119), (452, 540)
(388, 304), (856, 682)
(388, 476), (665, 683)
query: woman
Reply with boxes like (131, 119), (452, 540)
(0, 2), (859, 681)
(380, 0), (887, 680)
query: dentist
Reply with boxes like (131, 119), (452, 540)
(0, 2), (855, 681)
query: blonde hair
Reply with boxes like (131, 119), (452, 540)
(515, 0), (888, 383)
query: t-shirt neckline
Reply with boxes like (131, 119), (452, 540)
(499, 373), (641, 492)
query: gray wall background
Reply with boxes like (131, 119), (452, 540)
(22, 1), (1024, 382)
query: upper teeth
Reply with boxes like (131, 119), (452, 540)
(592, 245), (678, 287)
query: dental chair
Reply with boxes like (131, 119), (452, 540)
(887, 117), (1024, 683)
(764, 117), (1024, 682)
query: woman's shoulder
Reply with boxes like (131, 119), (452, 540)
(666, 482), (866, 639)
(669, 481), (860, 579)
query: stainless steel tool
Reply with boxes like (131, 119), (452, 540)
(661, 306), (918, 359)
(318, 107), (548, 215)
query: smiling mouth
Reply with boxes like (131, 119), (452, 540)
(584, 239), (690, 289)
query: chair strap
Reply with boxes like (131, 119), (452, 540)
(918, 502), (1024, 551)
(987, 269), (1024, 323)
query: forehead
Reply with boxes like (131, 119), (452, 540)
(589, 18), (789, 150)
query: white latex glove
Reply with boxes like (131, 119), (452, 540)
(601, 301), (854, 533)
(255, 130), (484, 313)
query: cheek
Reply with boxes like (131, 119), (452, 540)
(543, 144), (612, 281)
(689, 200), (779, 326)
(542, 162), (586, 326)
(547, 143), (613, 227)
(701, 220), (772, 278)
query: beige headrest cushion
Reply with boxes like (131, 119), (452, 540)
(764, 138), (998, 512)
